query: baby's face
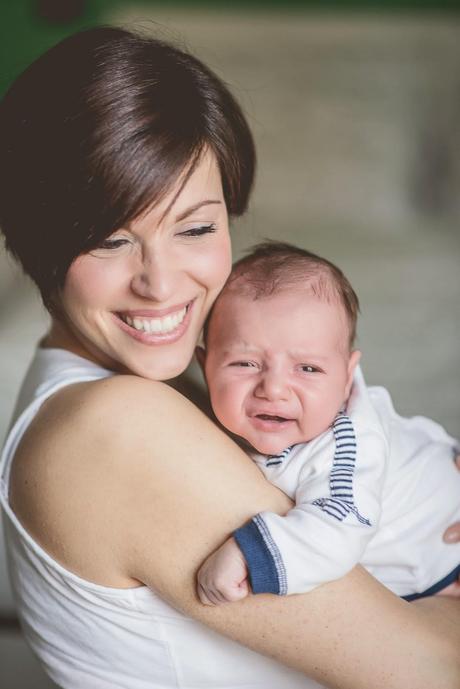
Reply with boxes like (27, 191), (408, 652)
(202, 288), (360, 455)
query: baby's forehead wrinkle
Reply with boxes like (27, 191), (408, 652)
(225, 268), (341, 304)
(226, 339), (260, 353)
(287, 349), (329, 361)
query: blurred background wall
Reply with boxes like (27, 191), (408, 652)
(1, 2), (459, 686)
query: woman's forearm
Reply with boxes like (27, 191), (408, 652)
(140, 524), (460, 689)
(188, 569), (460, 689)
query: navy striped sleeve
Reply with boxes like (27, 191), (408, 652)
(234, 515), (287, 595)
(312, 412), (371, 526)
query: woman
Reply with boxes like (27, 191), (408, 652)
(0, 27), (459, 689)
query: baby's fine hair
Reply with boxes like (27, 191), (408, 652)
(205, 241), (360, 348)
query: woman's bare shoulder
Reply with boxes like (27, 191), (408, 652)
(35, 373), (209, 447)
(13, 371), (248, 509)
(10, 373), (236, 586)
(65, 371), (197, 411)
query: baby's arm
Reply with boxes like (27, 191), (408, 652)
(236, 418), (387, 595)
(198, 414), (388, 602)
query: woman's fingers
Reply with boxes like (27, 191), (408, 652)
(443, 454), (460, 543)
(443, 523), (460, 543)
(436, 581), (460, 598)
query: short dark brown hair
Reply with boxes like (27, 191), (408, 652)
(0, 27), (255, 309)
(205, 241), (360, 348)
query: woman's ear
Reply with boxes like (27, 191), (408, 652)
(345, 349), (361, 398)
(195, 345), (206, 375)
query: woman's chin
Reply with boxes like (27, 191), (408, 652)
(125, 351), (193, 382)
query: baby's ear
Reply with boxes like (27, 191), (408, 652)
(345, 350), (361, 397)
(195, 345), (206, 374)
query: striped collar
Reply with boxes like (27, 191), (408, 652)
(265, 446), (295, 467)
(263, 409), (348, 468)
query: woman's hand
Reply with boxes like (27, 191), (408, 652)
(443, 454), (460, 544)
(197, 537), (249, 605)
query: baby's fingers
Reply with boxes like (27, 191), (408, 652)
(197, 582), (224, 606)
(197, 576), (249, 605)
(215, 577), (249, 603)
(230, 578), (249, 601)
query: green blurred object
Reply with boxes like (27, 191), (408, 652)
(36, 0), (88, 24)
(0, 0), (117, 96)
(1, 0), (459, 97)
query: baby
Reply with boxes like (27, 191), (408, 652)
(196, 241), (460, 605)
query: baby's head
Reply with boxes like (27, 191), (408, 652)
(198, 242), (361, 454)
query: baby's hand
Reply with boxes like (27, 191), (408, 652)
(197, 537), (249, 605)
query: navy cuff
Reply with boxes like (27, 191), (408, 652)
(234, 518), (281, 594)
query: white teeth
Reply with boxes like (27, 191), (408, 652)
(121, 307), (187, 334)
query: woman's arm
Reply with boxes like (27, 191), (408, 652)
(107, 378), (460, 689)
(12, 376), (460, 689)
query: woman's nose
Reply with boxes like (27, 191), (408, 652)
(254, 372), (289, 402)
(130, 250), (178, 303)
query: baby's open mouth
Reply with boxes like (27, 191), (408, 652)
(255, 414), (291, 423)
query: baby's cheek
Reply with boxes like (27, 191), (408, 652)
(301, 389), (344, 439)
(212, 384), (243, 433)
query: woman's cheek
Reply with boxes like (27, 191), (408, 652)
(64, 254), (128, 306)
(197, 234), (232, 291)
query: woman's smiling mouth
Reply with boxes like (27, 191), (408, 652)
(114, 301), (194, 343)
(119, 306), (187, 334)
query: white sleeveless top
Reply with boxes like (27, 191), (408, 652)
(0, 348), (317, 689)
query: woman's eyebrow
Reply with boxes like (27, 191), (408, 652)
(175, 199), (222, 222)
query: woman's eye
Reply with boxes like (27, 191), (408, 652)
(98, 238), (130, 250)
(179, 223), (216, 237)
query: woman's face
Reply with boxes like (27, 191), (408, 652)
(56, 151), (232, 380)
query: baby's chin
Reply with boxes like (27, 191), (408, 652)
(229, 420), (306, 456)
(230, 431), (286, 456)
(247, 435), (298, 456)
(244, 428), (317, 455)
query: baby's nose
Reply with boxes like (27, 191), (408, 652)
(255, 372), (289, 401)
